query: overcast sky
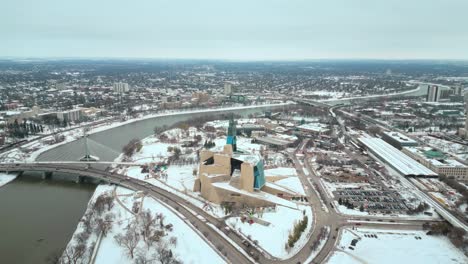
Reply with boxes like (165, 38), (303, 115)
(2, 0), (468, 60)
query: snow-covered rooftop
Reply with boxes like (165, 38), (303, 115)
(359, 137), (438, 177)
(382, 131), (418, 145)
(297, 123), (329, 133)
(404, 147), (467, 168)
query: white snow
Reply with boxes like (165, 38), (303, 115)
(94, 186), (225, 264)
(0, 172), (16, 187)
(64, 184), (225, 264)
(326, 228), (468, 264)
(274, 177), (306, 196)
(264, 167), (297, 177)
(226, 205), (313, 259)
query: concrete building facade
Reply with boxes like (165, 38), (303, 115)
(403, 147), (468, 182)
(113, 82), (130, 93)
(57, 109), (82, 122)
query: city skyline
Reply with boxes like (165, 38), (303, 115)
(2, 0), (468, 60)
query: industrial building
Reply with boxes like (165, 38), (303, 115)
(402, 147), (468, 182)
(297, 122), (330, 136)
(381, 131), (418, 149)
(358, 137), (438, 177)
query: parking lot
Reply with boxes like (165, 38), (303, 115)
(333, 189), (408, 213)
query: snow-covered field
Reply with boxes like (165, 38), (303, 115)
(64, 184), (225, 264)
(226, 205), (312, 259)
(94, 186), (224, 264)
(327, 228), (468, 264)
(274, 177), (306, 196)
(0, 172), (16, 187)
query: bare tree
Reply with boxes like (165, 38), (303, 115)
(114, 225), (140, 259)
(140, 210), (156, 246)
(61, 244), (87, 264)
(155, 241), (180, 264)
(96, 213), (114, 237)
(367, 125), (382, 136)
(93, 193), (114, 215)
(134, 250), (152, 264)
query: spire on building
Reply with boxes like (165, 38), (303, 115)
(226, 115), (237, 152)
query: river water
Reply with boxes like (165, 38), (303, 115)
(0, 105), (283, 263)
(0, 172), (96, 264)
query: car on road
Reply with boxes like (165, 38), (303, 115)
(242, 240), (250, 247)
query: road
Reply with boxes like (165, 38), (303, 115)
(0, 160), (441, 264)
(334, 107), (468, 231)
(0, 163), (254, 264)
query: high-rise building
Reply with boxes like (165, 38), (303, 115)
(426, 85), (440, 102)
(224, 81), (233, 95)
(113, 82), (129, 93)
(465, 98), (468, 138)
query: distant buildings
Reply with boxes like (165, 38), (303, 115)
(3, 106), (42, 123)
(56, 109), (82, 122)
(426, 85), (454, 102)
(381, 131), (418, 149)
(113, 82), (129, 93)
(224, 81), (234, 95)
(426, 85), (441, 102)
(297, 123), (330, 136)
(403, 147), (467, 182)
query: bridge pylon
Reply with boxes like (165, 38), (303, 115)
(79, 128), (99, 162)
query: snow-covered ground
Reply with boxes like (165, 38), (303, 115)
(327, 228), (468, 264)
(0, 172), (16, 187)
(0, 128), (83, 163)
(264, 167), (297, 177)
(275, 177), (306, 196)
(94, 186), (224, 264)
(226, 205), (312, 259)
(63, 184), (225, 264)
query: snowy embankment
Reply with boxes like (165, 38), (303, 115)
(88, 102), (293, 135)
(0, 128), (83, 163)
(63, 184), (225, 264)
(326, 228), (468, 264)
(0, 172), (17, 187)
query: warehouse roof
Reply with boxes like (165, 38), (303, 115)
(359, 137), (437, 177)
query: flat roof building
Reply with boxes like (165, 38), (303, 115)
(381, 131), (418, 149)
(402, 147), (467, 182)
(359, 137), (438, 177)
(297, 123), (330, 136)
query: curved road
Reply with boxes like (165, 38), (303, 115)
(0, 161), (439, 264)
